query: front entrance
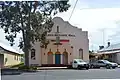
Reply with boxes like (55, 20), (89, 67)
(55, 49), (61, 64)
(47, 49), (53, 64)
(55, 54), (61, 64)
(63, 49), (68, 64)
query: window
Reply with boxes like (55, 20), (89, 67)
(14, 55), (18, 60)
(74, 61), (77, 63)
(14, 55), (16, 60)
(79, 49), (83, 59)
(98, 61), (104, 63)
(102, 60), (111, 63)
(78, 59), (84, 62)
(5, 58), (8, 64)
(17, 56), (18, 61)
(31, 49), (36, 60)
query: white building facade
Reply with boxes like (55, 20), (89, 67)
(29, 17), (89, 66)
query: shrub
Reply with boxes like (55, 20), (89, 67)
(18, 65), (37, 71)
(10, 62), (24, 68)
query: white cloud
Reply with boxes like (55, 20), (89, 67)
(56, 8), (120, 29)
(54, 7), (120, 50)
(1, 0), (120, 51)
(0, 29), (23, 53)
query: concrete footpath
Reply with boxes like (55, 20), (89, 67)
(38, 65), (120, 70)
(38, 67), (68, 70)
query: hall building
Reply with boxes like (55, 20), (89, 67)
(29, 17), (89, 66)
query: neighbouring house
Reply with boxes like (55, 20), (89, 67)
(29, 17), (89, 66)
(97, 42), (120, 64)
(0, 42), (23, 68)
(89, 50), (101, 62)
(89, 53), (98, 62)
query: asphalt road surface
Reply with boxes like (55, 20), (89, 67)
(2, 68), (120, 80)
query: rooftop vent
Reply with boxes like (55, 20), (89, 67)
(99, 46), (104, 50)
(107, 42), (110, 47)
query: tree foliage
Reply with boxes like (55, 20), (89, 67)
(0, 1), (70, 66)
(0, 1), (70, 50)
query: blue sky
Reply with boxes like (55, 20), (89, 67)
(55, 0), (120, 51)
(1, 0), (120, 52)
(78, 0), (120, 8)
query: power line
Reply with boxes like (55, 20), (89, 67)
(68, 0), (78, 21)
(62, 0), (79, 33)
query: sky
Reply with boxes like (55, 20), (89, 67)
(54, 0), (120, 51)
(1, 0), (120, 52)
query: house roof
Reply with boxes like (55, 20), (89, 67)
(0, 42), (21, 54)
(98, 43), (120, 53)
(98, 50), (120, 54)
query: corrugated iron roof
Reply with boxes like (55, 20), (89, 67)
(0, 42), (22, 54)
(99, 43), (120, 51)
(98, 50), (120, 54)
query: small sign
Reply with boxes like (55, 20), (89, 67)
(47, 34), (75, 37)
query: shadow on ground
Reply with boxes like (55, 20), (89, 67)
(1, 68), (39, 75)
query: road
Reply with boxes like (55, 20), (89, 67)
(2, 68), (120, 80)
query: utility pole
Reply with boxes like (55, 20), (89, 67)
(99, 28), (106, 48)
(91, 44), (94, 52)
(102, 29), (105, 47)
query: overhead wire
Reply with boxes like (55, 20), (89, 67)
(61, 0), (79, 32)
(68, 0), (79, 21)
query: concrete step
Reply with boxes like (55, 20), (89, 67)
(38, 67), (67, 70)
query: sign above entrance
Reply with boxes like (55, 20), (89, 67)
(47, 34), (75, 37)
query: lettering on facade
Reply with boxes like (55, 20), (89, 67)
(47, 34), (75, 37)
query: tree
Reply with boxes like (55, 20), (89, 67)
(0, 1), (70, 66)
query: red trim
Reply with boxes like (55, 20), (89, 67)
(51, 40), (69, 42)
(61, 40), (69, 42)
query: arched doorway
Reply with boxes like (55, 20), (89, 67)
(63, 49), (68, 64)
(79, 48), (83, 59)
(47, 49), (53, 64)
(31, 49), (36, 60)
(55, 49), (61, 64)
